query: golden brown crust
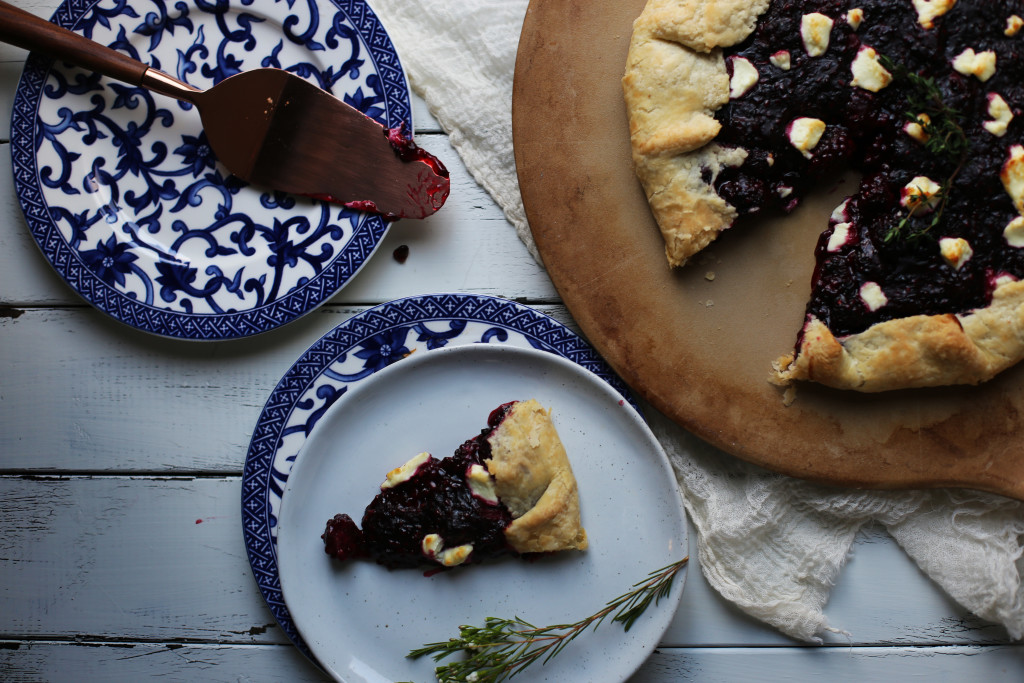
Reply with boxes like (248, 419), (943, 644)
(772, 280), (1024, 391)
(623, 0), (768, 266)
(626, 0), (1024, 392)
(485, 399), (588, 554)
(634, 0), (771, 55)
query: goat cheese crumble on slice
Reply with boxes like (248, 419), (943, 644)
(1006, 14), (1023, 36)
(1005, 216), (1024, 247)
(904, 113), (931, 143)
(381, 452), (431, 489)
(466, 463), (499, 504)
(900, 176), (942, 211)
(1002, 145), (1024, 214)
(770, 50), (791, 70)
(438, 544), (474, 567)
(831, 199), (850, 222)
(421, 533), (444, 558)
(827, 222), (852, 252)
(845, 8), (864, 29)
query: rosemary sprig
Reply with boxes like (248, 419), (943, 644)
(406, 556), (689, 683)
(878, 55), (968, 163)
(883, 181), (952, 243)
(877, 55), (968, 242)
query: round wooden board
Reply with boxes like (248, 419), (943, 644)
(512, 0), (1024, 500)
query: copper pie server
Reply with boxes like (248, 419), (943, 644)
(0, 0), (450, 219)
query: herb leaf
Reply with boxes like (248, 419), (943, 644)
(878, 54), (968, 163)
(878, 55), (968, 242)
(406, 556), (689, 683)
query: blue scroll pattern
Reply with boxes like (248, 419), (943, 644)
(11, 0), (410, 338)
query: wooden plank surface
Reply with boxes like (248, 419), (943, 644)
(0, 304), (576, 473)
(1, 0), (1022, 679)
(3, 642), (1023, 682)
(0, 476), (1007, 648)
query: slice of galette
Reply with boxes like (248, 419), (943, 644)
(321, 399), (588, 570)
(624, 0), (1024, 392)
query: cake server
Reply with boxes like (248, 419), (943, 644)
(0, 0), (450, 219)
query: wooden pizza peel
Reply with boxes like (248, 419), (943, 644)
(512, 0), (1024, 500)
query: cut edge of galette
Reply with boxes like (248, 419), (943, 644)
(623, 0), (1024, 392)
(321, 399), (587, 571)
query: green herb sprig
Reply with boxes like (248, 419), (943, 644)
(884, 180), (953, 243)
(878, 55), (968, 242)
(406, 556), (689, 683)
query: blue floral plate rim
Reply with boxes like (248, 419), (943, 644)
(240, 292), (637, 658)
(10, 0), (411, 340)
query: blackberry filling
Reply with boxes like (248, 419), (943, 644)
(713, 0), (1024, 339)
(322, 400), (588, 570)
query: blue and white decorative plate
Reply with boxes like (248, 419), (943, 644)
(10, 0), (410, 339)
(277, 343), (686, 683)
(241, 293), (638, 657)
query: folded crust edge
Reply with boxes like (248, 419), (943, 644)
(772, 280), (1024, 392)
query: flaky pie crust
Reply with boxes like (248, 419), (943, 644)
(485, 399), (588, 553)
(623, 0), (769, 267)
(772, 280), (1024, 392)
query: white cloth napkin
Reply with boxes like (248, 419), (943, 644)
(369, 0), (1024, 642)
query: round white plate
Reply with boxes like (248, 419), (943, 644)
(11, 0), (409, 339)
(277, 343), (687, 683)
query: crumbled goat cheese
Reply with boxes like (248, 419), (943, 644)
(860, 282), (888, 311)
(939, 237), (973, 270)
(787, 117), (826, 158)
(801, 13), (834, 57)
(729, 56), (759, 98)
(850, 46), (892, 92)
(912, 0), (956, 29)
(984, 93), (1014, 137)
(382, 452), (431, 489)
(952, 48), (997, 82)
(900, 176), (942, 211)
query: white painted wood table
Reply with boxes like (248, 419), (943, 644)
(1, 1), (1022, 680)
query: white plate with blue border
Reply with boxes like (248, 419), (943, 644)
(11, 0), (409, 339)
(242, 293), (687, 680)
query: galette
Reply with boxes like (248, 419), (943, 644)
(322, 399), (588, 569)
(624, 0), (1024, 391)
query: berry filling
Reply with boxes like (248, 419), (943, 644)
(712, 0), (1024, 339)
(322, 402), (517, 570)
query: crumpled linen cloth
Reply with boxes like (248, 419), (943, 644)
(369, 0), (1024, 641)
